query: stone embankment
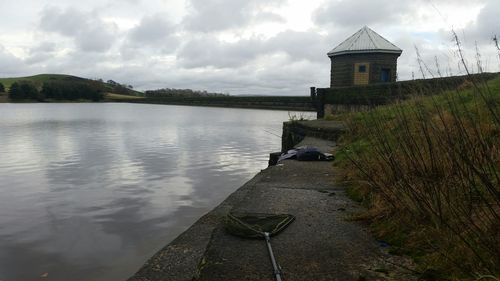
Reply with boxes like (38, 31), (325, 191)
(120, 97), (316, 112)
(129, 121), (416, 281)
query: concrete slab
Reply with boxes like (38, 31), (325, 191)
(295, 136), (337, 153)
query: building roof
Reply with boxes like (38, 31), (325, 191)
(327, 26), (402, 57)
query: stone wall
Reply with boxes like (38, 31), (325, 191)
(122, 95), (316, 111)
(314, 72), (499, 117)
(330, 53), (399, 87)
(281, 121), (346, 152)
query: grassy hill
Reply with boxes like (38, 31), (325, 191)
(0, 74), (85, 90)
(0, 74), (142, 96)
(334, 75), (499, 278)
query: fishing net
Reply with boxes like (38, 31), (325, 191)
(224, 212), (295, 239)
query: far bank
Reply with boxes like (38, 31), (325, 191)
(0, 92), (316, 111)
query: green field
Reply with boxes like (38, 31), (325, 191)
(105, 93), (145, 101)
(0, 74), (85, 90)
(0, 74), (142, 96)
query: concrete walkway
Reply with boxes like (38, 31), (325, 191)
(129, 137), (416, 281)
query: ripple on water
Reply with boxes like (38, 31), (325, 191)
(0, 103), (315, 281)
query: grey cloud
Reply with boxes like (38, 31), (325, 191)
(0, 45), (29, 76)
(77, 26), (116, 53)
(183, 0), (284, 32)
(40, 7), (118, 52)
(313, 0), (487, 28)
(172, 29), (331, 94)
(393, 28), (496, 80)
(129, 14), (177, 44)
(394, 34), (444, 79)
(25, 42), (57, 64)
(177, 35), (264, 68)
(31, 42), (57, 53)
(27, 48), (123, 80)
(75, 51), (325, 95)
(25, 53), (55, 65)
(251, 59), (329, 91)
(267, 31), (330, 62)
(116, 0), (142, 4)
(314, 0), (415, 27)
(40, 7), (86, 36)
(254, 12), (286, 23)
(23, 38), (325, 96)
(139, 59), (327, 95)
(177, 30), (331, 69)
(427, 0), (500, 74)
(464, 0), (500, 43)
(121, 14), (180, 60)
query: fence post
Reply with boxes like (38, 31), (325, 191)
(316, 88), (325, 119)
(310, 87), (316, 100)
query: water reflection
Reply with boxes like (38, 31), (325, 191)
(0, 103), (314, 281)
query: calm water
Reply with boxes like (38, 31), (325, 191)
(0, 103), (314, 281)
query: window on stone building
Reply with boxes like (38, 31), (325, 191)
(381, 68), (390, 82)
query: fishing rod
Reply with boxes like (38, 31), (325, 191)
(263, 129), (282, 138)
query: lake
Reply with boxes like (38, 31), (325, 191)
(0, 103), (314, 281)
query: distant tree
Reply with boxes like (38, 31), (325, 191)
(86, 80), (106, 101)
(8, 82), (20, 99)
(21, 82), (43, 101)
(41, 82), (61, 100)
(113, 84), (131, 95)
(42, 80), (105, 102)
(107, 80), (118, 86)
(9, 81), (41, 101)
(0, 82), (5, 92)
(144, 88), (228, 98)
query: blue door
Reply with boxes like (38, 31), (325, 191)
(381, 69), (390, 82)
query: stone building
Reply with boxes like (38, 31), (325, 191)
(328, 26), (402, 87)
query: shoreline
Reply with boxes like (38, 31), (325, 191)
(0, 98), (316, 112)
(113, 99), (316, 112)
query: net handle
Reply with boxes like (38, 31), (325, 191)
(265, 232), (284, 281)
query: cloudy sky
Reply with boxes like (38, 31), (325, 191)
(0, 0), (499, 95)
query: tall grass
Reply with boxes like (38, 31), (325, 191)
(336, 36), (499, 279)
